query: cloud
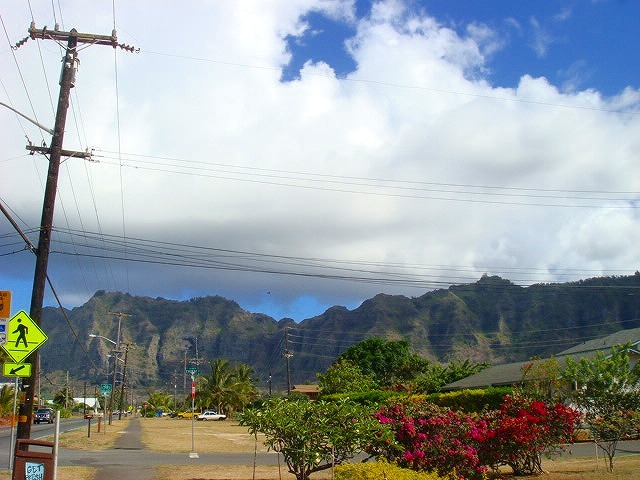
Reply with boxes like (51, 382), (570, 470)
(1, 0), (639, 321)
(528, 16), (554, 57)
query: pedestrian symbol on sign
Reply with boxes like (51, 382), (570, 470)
(13, 318), (28, 348)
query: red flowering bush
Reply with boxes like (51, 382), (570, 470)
(374, 399), (487, 480)
(478, 393), (580, 475)
(373, 395), (579, 479)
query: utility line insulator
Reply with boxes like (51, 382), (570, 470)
(26, 145), (92, 160)
(26, 22), (138, 52)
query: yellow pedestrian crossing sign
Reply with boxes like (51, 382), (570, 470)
(1, 310), (48, 364)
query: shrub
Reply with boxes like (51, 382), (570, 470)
(320, 390), (400, 406)
(428, 387), (511, 413)
(373, 399), (487, 480)
(336, 460), (448, 480)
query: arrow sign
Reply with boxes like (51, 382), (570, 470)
(3, 362), (32, 377)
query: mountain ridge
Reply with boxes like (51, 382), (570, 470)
(35, 273), (640, 394)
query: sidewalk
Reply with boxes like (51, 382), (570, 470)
(94, 415), (155, 480)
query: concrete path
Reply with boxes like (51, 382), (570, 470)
(94, 415), (155, 480)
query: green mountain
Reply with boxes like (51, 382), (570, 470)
(35, 273), (640, 395)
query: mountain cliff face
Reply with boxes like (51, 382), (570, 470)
(37, 274), (640, 393)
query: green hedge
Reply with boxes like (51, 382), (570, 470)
(319, 390), (400, 406)
(426, 387), (512, 412)
(336, 460), (447, 480)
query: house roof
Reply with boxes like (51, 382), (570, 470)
(554, 326), (640, 357)
(443, 326), (640, 391)
(292, 384), (320, 393)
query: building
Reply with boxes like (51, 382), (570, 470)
(443, 326), (640, 391)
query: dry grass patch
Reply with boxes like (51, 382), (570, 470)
(0, 466), (95, 480)
(139, 417), (269, 454)
(531, 454), (640, 480)
(52, 417), (132, 450)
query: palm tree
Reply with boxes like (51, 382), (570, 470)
(198, 359), (258, 415)
(0, 384), (15, 416)
(199, 358), (235, 414)
(229, 363), (258, 413)
(145, 390), (174, 415)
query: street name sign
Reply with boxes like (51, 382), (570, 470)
(100, 383), (112, 396)
(3, 362), (33, 377)
(1, 310), (48, 364)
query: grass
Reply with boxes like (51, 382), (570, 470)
(1, 416), (639, 479)
(139, 416), (269, 454)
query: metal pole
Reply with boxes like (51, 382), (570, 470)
(189, 373), (198, 458)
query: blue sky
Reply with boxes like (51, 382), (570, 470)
(1, 0), (639, 322)
(282, 1), (638, 94)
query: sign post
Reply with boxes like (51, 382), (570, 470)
(186, 367), (200, 459)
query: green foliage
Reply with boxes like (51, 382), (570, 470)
(427, 387), (512, 413)
(519, 356), (564, 401)
(197, 358), (257, 415)
(0, 384), (16, 416)
(317, 358), (377, 394)
(145, 390), (174, 412)
(411, 358), (489, 393)
(320, 390), (400, 406)
(240, 397), (393, 480)
(563, 344), (640, 472)
(338, 338), (430, 387)
(335, 460), (448, 480)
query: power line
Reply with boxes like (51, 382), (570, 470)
(92, 150), (639, 209)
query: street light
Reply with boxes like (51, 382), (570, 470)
(89, 333), (116, 345)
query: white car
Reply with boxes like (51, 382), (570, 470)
(197, 410), (226, 421)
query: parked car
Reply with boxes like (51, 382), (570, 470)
(176, 410), (201, 419)
(197, 410), (227, 421)
(34, 408), (54, 424)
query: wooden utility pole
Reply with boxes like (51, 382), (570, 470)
(117, 343), (130, 420)
(14, 22), (136, 442)
(284, 327), (292, 395)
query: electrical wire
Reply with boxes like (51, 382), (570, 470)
(92, 150), (639, 209)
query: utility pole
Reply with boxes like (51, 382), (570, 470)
(117, 343), (130, 420)
(13, 23), (136, 442)
(107, 312), (130, 424)
(284, 327), (292, 395)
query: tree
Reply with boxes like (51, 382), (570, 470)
(563, 344), (640, 472)
(338, 338), (429, 387)
(519, 356), (564, 401)
(0, 384), (15, 417)
(144, 390), (173, 414)
(317, 358), (377, 394)
(411, 358), (489, 393)
(198, 358), (257, 415)
(240, 397), (393, 480)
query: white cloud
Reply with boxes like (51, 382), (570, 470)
(1, 0), (639, 320)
